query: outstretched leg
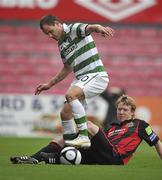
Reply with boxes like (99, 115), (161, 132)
(10, 141), (62, 164)
(64, 86), (90, 148)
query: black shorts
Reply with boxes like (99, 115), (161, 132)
(79, 129), (123, 165)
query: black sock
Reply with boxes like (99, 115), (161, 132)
(31, 142), (61, 162)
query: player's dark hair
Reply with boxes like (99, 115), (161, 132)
(40, 14), (59, 30)
(116, 95), (136, 112)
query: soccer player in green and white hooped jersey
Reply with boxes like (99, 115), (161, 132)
(59, 23), (106, 78)
(35, 14), (115, 148)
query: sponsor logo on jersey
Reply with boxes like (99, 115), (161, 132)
(108, 128), (126, 137)
(63, 43), (78, 57)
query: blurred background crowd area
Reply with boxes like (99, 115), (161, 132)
(0, 0), (162, 138)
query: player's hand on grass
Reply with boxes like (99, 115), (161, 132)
(35, 83), (51, 95)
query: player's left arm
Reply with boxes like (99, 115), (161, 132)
(86, 24), (115, 37)
(138, 120), (162, 160)
(155, 140), (162, 160)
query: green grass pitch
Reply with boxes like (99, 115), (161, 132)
(0, 137), (161, 180)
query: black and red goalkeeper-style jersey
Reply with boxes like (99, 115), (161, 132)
(105, 118), (159, 164)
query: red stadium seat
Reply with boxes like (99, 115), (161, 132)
(0, 25), (162, 96)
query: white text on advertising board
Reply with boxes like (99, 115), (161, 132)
(0, 0), (58, 9)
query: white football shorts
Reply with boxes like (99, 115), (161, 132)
(70, 73), (109, 107)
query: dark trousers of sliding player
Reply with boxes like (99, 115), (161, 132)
(79, 129), (123, 165)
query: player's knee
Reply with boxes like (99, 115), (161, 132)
(60, 110), (65, 119)
(60, 110), (71, 120)
(60, 103), (72, 119)
(87, 121), (99, 136)
(65, 93), (76, 102)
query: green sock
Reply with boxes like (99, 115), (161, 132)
(74, 116), (88, 137)
(70, 99), (88, 137)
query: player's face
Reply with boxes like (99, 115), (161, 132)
(117, 102), (134, 122)
(42, 22), (64, 41)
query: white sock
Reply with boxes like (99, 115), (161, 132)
(69, 99), (86, 118)
(62, 119), (76, 135)
(62, 119), (77, 140)
(69, 99), (88, 137)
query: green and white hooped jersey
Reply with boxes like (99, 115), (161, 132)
(58, 23), (108, 78)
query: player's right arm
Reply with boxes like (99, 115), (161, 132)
(35, 63), (72, 95)
(155, 140), (162, 160)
